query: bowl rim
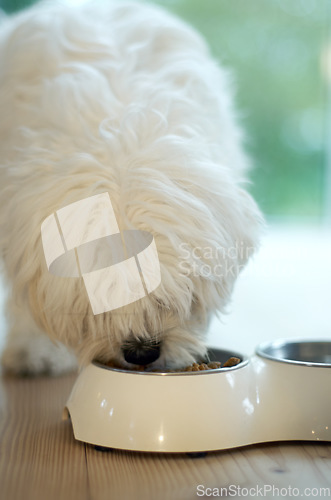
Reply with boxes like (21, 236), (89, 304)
(256, 338), (331, 368)
(92, 347), (249, 376)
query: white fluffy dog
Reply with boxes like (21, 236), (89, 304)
(0, 0), (262, 375)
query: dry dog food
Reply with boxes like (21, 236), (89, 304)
(178, 357), (241, 372)
(104, 357), (241, 372)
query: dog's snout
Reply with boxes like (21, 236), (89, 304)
(122, 338), (161, 365)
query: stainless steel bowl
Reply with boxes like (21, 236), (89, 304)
(256, 339), (331, 367)
(94, 347), (247, 375)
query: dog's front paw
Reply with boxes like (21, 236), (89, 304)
(1, 334), (78, 376)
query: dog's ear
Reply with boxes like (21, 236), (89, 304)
(175, 183), (263, 317)
(214, 186), (263, 297)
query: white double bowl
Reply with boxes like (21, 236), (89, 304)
(63, 339), (331, 452)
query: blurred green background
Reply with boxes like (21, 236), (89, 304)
(1, 0), (329, 220)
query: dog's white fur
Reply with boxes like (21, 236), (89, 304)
(0, 0), (262, 375)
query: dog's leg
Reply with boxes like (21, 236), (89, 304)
(1, 300), (77, 376)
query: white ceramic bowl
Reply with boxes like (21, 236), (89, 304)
(63, 340), (331, 452)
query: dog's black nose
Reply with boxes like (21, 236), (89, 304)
(122, 338), (161, 365)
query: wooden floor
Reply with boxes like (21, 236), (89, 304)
(0, 372), (331, 500)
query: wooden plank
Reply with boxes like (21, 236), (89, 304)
(85, 442), (331, 500)
(0, 373), (89, 500)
